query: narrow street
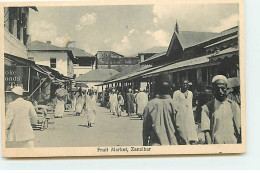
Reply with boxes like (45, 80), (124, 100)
(34, 105), (143, 147)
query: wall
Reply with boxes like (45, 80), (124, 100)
(28, 51), (70, 77)
(74, 65), (93, 77)
(67, 57), (74, 78)
(4, 28), (28, 59)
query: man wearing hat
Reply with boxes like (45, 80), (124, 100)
(5, 86), (37, 148)
(201, 75), (241, 144)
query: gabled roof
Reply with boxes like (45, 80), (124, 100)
(75, 69), (119, 82)
(177, 31), (219, 49)
(67, 47), (94, 57)
(138, 46), (168, 54)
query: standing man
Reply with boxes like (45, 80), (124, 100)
(142, 74), (178, 146)
(126, 88), (135, 116)
(109, 88), (118, 115)
(5, 86), (37, 148)
(172, 80), (198, 145)
(201, 75), (241, 144)
(136, 88), (148, 120)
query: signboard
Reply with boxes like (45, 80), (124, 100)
(5, 66), (30, 92)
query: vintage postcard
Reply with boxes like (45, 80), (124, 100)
(1, 0), (246, 157)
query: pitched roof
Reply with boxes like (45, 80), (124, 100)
(138, 46), (168, 55)
(75, 69), (119, 82)
(177, 31), (219, 49)
(67, 47), (94, 57)
(141, 52), (167, 64)
(27, 40), (76, 63)
(105, 63), (143, 81)
(27, 40), (68, 51)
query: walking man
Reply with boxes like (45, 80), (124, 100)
(136, 88), (148, 120)
(201, 75), (241, 144)
(126, 88), (135, 116)
(172, 80), (198, 145)
(142, 74), (179, 146)
(5, 86), (37, 148)
(109, 88), (118, 115)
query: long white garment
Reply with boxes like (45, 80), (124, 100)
(136, 92), (148, 115)
(109, 93), (118, 114)
(55, 99), (65, 118)
(85, 95), (96, 123)
(72, 98), (77, 112)
(173, 90), (198, 142)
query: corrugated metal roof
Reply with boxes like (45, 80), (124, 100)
(75, 69), (119, 82)
(177, 31), (219, 49)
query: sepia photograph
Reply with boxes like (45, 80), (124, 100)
(1, 0), (246, 157)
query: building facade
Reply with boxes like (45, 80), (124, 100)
(27, 40), (76, 78)
(95, 51), (140, 72)
(98, 26), (239, 100)
(68, 47), (96, 77)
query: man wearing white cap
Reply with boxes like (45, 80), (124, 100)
(201, 75), (241, 144)
(5, 86), (37, 148)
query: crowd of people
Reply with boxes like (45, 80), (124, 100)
(5, 73), (241, 148)
(142, 74), (241, 146)
(101, 87), (149, 119)
(71, 87), (97, 127)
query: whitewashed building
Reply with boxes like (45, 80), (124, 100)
(27, 40), (76, 78)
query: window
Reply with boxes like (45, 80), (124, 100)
(28, 57), (34, 61)
(50, 58), (56, 68)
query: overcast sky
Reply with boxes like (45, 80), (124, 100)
(29, 3), (239, 56)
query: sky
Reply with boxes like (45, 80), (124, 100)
(29, 3), (239, 56)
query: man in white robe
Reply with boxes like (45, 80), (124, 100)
(136, 88), (148, 119)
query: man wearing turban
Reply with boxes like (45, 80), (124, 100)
(201, 75), (241, 144)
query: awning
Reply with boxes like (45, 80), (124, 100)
(38, 64), (73, 81)
(143, 55), (211, 78)
(4, 53), (48, 76)
(208, 47), (238, 62)
(103, 64), (167, 84)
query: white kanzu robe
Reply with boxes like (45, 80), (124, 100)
(173, 90), (198, 143)
(136, 92), (148, 115)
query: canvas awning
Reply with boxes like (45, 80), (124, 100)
(4, 53), (48, 75)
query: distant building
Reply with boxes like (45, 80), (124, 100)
(27, 40), (76, 78)
(75, 69), (119, 92)
(95, 51), (139, 72)
(68, 47), (96, 77)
